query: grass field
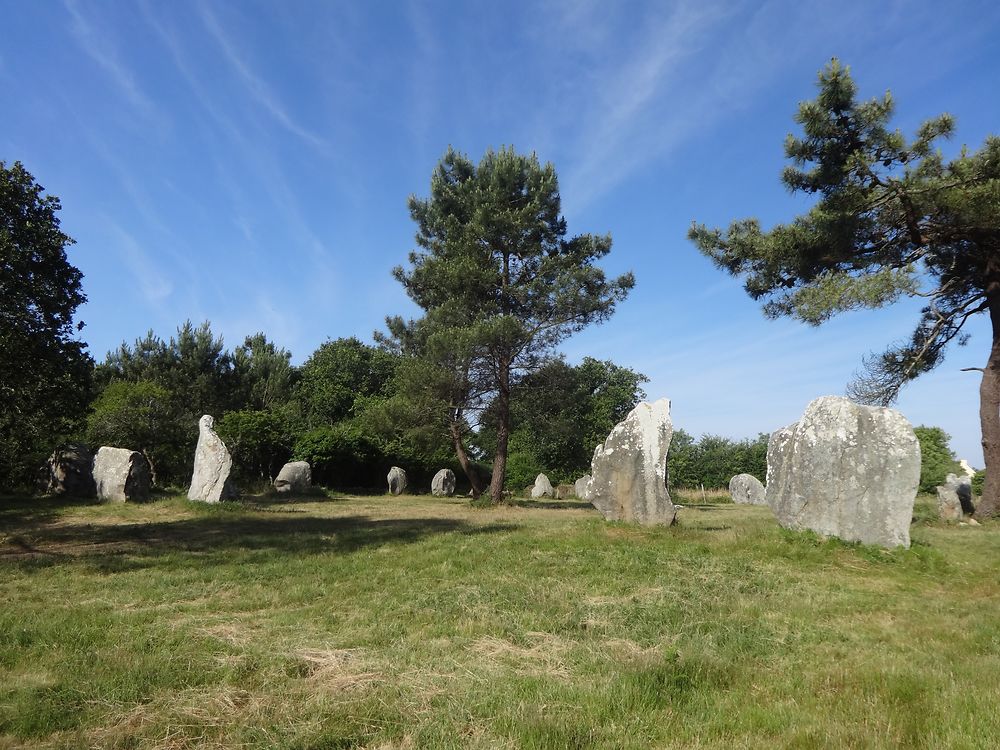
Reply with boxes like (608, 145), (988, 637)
(1, 489), (998, 749)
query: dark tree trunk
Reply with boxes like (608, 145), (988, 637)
(450, 421), (483, 499)
(489, 358), (511, 504)
(974, 286), (1000, 519)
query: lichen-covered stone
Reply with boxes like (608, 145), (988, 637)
(530, 473), (554, 498)
(387, 466), (408, 495)
(589, 398), (675, 525)
(729, 474), (766, 505)
(93, 446), (151, 503)
(431, 468), (456, 497)
(938, 472), (974, 518)
(188, 415), (237, 503)
(555, 483), (575, 499)
(765, 396), (919, 549)
(574, 475), (593, 502)
(274, 461), (311, 494)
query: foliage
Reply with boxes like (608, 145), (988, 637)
(913, 426), (962, 493)
(477, 357), (649, 488)
(972, 470), (986, 496)
(0, 161), (93, 488)
(231, 333), (296, 412)
(688, 59), (1000, 516)
(390, 146), (634, 500)
(216, 408), (294, 484)
(292, 423), (383, 489)
(295, 337), (397, 427)
(668, 429), (768, 489)
(86, 380), (184, 485)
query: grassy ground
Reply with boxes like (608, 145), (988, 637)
(1, 489), (998, 749)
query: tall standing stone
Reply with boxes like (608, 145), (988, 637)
(765, 396), (920, 549)
(188, 415), (237, 503)
(530, 473), (554, 498)
(588, 398), (675, 525)
(274, 461), (311, 494)
(431, 468), (456, 497)
(93, 446), (151, 503)
(729, 474), (766, 505)
(387, 466), (408, 495)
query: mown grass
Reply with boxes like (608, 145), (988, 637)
(1, 490), (998, 749)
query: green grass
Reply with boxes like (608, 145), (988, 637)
(1, 491), (998, 748)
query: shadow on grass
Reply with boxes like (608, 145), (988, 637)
(511, 498), (593, 510)
(0, 508), (519, 570)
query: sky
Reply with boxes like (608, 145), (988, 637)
(3, 0), (999, 464)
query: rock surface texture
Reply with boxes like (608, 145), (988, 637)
(530, 473), (554, 498)
(43, 443), (96, 497)
(588, 398), (676, 525)
(274, 461), (311, 494)
(729, 474), (766, 505)
(555, 483), (575, 500)
(93, 446), (151, 503)
(765, 396), (920, 549)
(187, 415), (237, 503)
(575, 475), (593, 502)
(942, 472), (975, 516)
(937, 483), (964, 522)
(387, 466), (408, 495)
(431, 468), (456, 497)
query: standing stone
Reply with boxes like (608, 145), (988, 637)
(588, 398), (676, 525)
(555, 483), (575, 500)
(43, 443), (96, 497)
(188, 415), (237, 503)
(575, 475), (593, 502)
(431, 468), (456, 497)
(729, 474), (766, 505)
(530, 473), (554, 498)
(942, 472), (975, 516)
(274, 461), (311, 494)
(937, 483), (964, 522)
(387, 466), (408, 495)
(765, 396), (919, 549)
(93, 446), (151, 503)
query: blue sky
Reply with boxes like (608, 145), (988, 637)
(3, 0), (999, 463)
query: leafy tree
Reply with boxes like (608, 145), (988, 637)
(390, 146), (634, 502)
(86, 380), (182, 485)
(295, 338), (396, 427)
(689, 60), (1000, 517)
(231, 333), (296, 411)
(913, 425), (962, 493)
(667, 431), (768, 489)
(0, 161), (93, 487)
(477, 357), (648, 488)
(216, 408), (293, 484)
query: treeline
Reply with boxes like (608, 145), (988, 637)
(80, 320), (649, 493)
(667, 431), (768, 489)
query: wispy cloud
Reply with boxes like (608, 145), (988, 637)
(63, 0), (158, 119)
(103, 219), (174, 305)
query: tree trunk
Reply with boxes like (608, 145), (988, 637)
(450, 421), (483, 499)
(974, 287), (1000, 519)
(489, 358), (511, 504)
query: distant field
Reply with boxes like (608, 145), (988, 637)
(1, 490), (998, 749)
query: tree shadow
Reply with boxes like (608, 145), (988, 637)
(513, 498), (593, 511)
(0, 510), (519, 573)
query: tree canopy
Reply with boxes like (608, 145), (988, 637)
(689, 60), (1000, 517)
(388, 146), (634, 501)
(0, 161), (92, 487)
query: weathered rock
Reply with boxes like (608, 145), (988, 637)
(187, 415), (237, 503)
(555, 483), (575, 500)
(432, 468), (456, 497)
(937, 484), (964, 522)
(387, 466), (408, 495)
(93, 446), (151, 503)
(530, 473), (554, 498)
(523, 484), (535, 497)
(588, 398), (675, 525)
(42, 443), (95, 497)
(575, 475), (593, 502)
(765, 396), (919, 549)
(274, 461), (311, 494)
(942, 472), (975, 516)
(729, 474), (766, 505)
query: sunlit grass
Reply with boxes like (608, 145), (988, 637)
(1, 491), (997, 748)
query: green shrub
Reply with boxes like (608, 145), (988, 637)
(913, 426), (961, 493)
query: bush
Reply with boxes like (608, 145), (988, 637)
(913, 426), (961, 493)
(972, 470), (985, 496)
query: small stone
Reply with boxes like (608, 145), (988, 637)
(93, 446), (151, 503)
(431, 468), (456, 497)
(968, 518), (981, 526)
(188, 415), (237, 503)
(574, 475), (593, 502)
(387, 466), (408, 495)
(531, 473), (554, 498)
(729, 474), (766, 505)
(274, 461), (311, 494)
(555, 483), (575, 500)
